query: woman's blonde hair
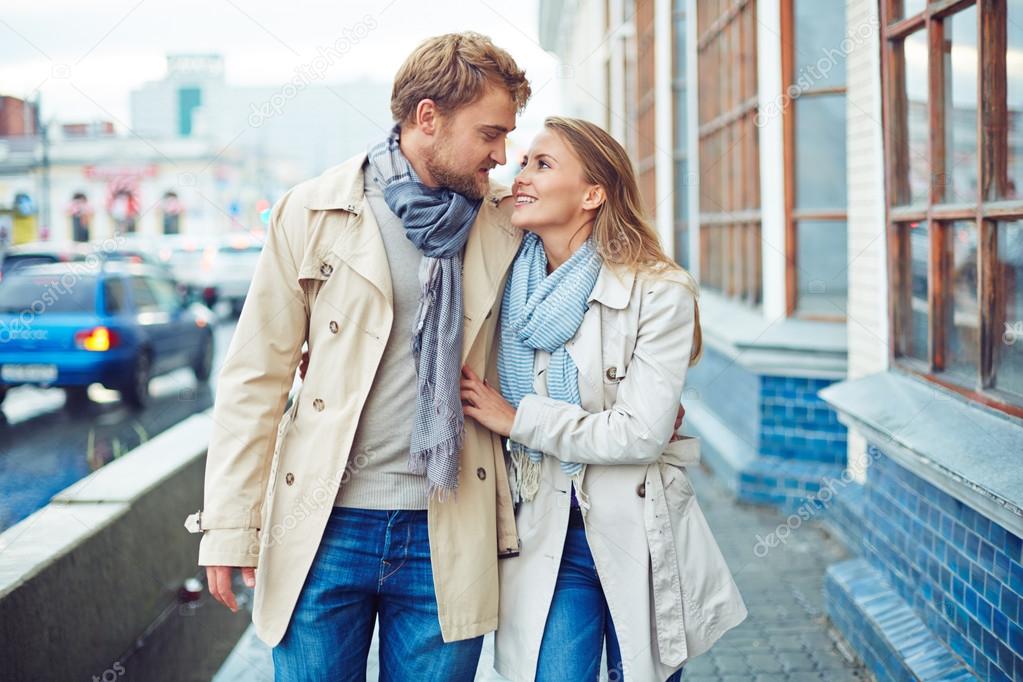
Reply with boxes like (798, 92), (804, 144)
(544, 116), (702, 365)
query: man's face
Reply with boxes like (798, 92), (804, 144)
(423, 84), (518, 199)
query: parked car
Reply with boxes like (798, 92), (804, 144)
(0, 241), (93, 282)
(0, 261), (215, 409)
(97, 236), (174, 275)
(156, 235), (219, 308)
(193, 233), (265, 315)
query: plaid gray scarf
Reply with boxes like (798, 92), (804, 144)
(367, 124), (482, 495)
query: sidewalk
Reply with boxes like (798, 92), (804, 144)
(214, 464), (871, 681)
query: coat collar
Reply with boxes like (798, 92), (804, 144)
(588, 262), (635, 310)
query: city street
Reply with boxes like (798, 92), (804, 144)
(0, 318), (235, 531)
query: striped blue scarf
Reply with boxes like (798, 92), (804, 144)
(498, 232), (602, 502)
(367, 124), (482, 495)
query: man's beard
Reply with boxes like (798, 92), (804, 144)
(423, 138), (489, 200)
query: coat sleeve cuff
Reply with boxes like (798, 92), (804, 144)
(509, 394), (555, 452)
(197, 529), (260, 568)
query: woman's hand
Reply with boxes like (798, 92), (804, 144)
(460, 364), (516, 437)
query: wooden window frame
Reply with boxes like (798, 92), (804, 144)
(697, 0), (763, 305)
(880, 0), (1023, 417)
(780, 0), (849, 320)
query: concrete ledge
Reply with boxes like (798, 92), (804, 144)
(0, 409), (248, 681)
(821, 371), (1023, 539)
(825, 558), (978, 681)
(699, 290), (848, 378)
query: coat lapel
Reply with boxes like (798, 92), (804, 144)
(461, 192), (519, 363)
(567, 263), (636, 411)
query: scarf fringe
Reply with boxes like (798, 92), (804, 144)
(409, 428), (464, 491)
(511, 448), (543, 502)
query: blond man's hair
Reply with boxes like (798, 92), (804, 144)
(391, 32), (531, 125)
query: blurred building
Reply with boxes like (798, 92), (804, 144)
(0, 53), (391, 245)
(130, 54), (391, 188)
(540, 0), (1023, 679)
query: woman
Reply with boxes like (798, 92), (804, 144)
(460, 117), (747, 681)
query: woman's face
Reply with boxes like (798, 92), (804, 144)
(511, 128), (601, 233)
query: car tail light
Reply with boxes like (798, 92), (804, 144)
(75, 326), (119, 351)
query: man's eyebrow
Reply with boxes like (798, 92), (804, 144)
(479, 124), (514, 133)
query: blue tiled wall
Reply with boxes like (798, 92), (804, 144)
(759, 376), (848, 464)
(858, 444), (1023, 681)
(685, 345), (848, 509)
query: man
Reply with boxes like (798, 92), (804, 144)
(184, 32), (530, 679)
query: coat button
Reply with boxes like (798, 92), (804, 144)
(329, 320), (339, 334)
(477, 467), (487, 480)
(313, 398), (325, 411)
(637, 483), (646, 498)
(285, 472), (294, 485)
(606, 366), (618, 380)
(320, 263), (333, 277)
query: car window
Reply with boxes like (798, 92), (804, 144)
(129, 276), (161, 314)
(2, 255), (59, 276)
(103, 278), (127, 315)
(0, 271), (97, 313)
(145, 277), (181, 312)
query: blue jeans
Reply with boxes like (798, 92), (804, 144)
(536, 510), (684, 682)
(272, 507), (483, 681)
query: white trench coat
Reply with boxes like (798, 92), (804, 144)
(494, 264), (748, 681)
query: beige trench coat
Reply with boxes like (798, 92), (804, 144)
(494, 265), (748, 681)
(183, 153), (524, 647)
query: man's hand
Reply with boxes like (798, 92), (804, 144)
(669, 404), (686, 442)
(298, 350), (309, 380)
(206, 565), (256, 613)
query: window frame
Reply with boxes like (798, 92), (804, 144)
(880, 0), (1023, 417)
(696, 0), (763, 305)
(781, 0), (850, 320)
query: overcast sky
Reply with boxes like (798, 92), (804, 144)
(0, 0), (563, 150)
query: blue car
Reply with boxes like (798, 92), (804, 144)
(0, 261), (215, 409)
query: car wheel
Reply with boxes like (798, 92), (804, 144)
(122, 352), (151, 409)
(193, 333), (214, 382)
(63, 386), (90, 410)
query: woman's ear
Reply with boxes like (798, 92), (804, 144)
(581, 185), (606, 211)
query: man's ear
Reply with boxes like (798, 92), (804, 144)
(415, 99), (439, 135)
(582, 185), (606, 211)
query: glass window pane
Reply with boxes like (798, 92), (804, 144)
(674, 12), (687, 76)
(996, 220), (1023, 397)
(796, 221), (848, 316)
(674, 159), (688, 229)
(675, 225), (690, 268)
(905, 221), (930, 362)
(946, 221), (979, 385)
(894, 0), (927, 21)
(1008, 1), (1022, 200)
(943, 6), (979, 203)
(901, 30), (930, 205)
(675, 87), (687, 155)
(795, 94), (848, 209)
(794, 0), (846, 89)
